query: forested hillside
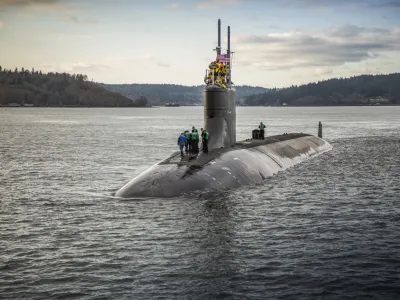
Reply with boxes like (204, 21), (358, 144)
(0, 66), (145, 107)
(99, 83), (268, 105)
(3, 65), (395, 107)
(244, 73), (400, 106)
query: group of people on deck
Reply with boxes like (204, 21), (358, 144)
(177, 127), (209, 157)
(177, 122), (266, 157)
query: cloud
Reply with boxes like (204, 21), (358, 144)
(196, 0), (242, 9)
(0, 0), (58, 7)
(373, 1), (400, 8)
(69, 62), (112, 72)
(57, 15), (98, 23)
(55, 34), (93, 40)
(40, 62), (112, 73)
(114, 54), (170, 68)
(313, 68), (334, 76)
(283, 0), (400, 9)
(157, 62), (170, 67)
(0, 0), (79, 14)
(232, 26), (400, 71)
(135, 54), (170, 68)
(329, 24), (365, 37)
(282, 0), (364, 8)
(33, 33), (94, 42)
(360, 66), (382, 73)
(40, 54), (170, 76)
(284, 0), (368, 6)
(168, 3), (178, 9)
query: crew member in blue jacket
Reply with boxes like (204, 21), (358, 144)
(177, 132), (186, 156)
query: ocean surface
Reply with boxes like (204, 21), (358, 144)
(1, 106), (399, 299)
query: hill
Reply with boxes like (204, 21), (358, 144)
(0, 66), (146, 107)
(244, 73), (400, 106)
(98, 83), (268, 105)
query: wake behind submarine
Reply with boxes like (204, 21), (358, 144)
(115, 19), (332, 198)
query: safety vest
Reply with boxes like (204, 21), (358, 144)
(259, 123), (265, 130)
(203, 132), (209, 141)
(185, 132), (191, 140)
(221, 64), (226, 75)
(215, 62), (222, 74)
(192, 131), (199, 140)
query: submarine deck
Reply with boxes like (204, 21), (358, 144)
(161, 133), (311, 167)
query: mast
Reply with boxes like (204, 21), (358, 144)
(227, 25), (231, 86)
(217, 19), (221, 56)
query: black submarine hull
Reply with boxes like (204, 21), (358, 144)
(115, 133), (332, 198)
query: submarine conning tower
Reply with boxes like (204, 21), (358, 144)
(204, 19), (236, 150)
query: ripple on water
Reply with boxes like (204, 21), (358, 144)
(1, 107), (400, 299)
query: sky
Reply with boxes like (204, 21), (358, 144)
(0, 0), (400, 88)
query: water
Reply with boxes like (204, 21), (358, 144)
(1, 106), (400, 299)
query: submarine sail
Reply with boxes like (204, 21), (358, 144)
(204, 20), (236, 150)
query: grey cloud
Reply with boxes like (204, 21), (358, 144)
(373, 1), (400, 8)
(269, 24), (280, 29)
(195, 0), (242, 9)
(128, 55), (170, 68)
(0, 0), (79, 14)
(283, 0), (400, 9)
(70, 63), (112, 72)
(41, 62), (112, 73)
(56, 34), (93, 39)
(68, 15), (78, 21)
(314, 68), (334, 76)
(237, 34), (326, 46)
(329, 25), (391, 37)
(282, 0), (365, 7)
(57, 15), (98, 23)
(156, 62), (170, 67)
(0, 0), (59, 7)
(233, 26), (400, 70)
(330, 24), (365, 37)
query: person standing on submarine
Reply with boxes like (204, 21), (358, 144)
(259, 122), (266, 139)
(200, 128), (205, 151)
(184, 130), (191, 154)
(191, 128), (200, 155)
(202, 129), (209, 153)
(177, 132), (186, 157)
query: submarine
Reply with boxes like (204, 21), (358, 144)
(115, 19), (332, 198)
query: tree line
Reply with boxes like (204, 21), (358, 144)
(244, 73), (400, 106)
(0, 66), (146, 107)
(99, 83), (267, 105)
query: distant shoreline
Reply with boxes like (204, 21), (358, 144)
(1, 104), (399, 108)
(0, 105), (150, 108)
